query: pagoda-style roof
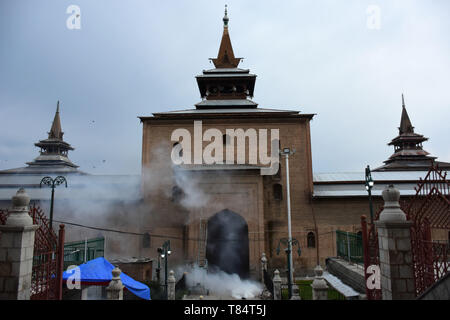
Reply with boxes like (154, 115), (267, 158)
(0, 101), (82, 175)
(374, 95), (450, 171)
(35, 139), (74, 151)
(195, 6), (257, 108)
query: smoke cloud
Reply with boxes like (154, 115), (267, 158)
(179, 265), (263, 299)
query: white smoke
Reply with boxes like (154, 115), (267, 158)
(173, 167), (210, 209)
(142, 141), (212, 211)
(46, 172), (144, 258)
(180, 265), (263, 299)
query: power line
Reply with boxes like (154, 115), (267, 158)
(54, 219), (340, 243)
(54, 219), (145, 236)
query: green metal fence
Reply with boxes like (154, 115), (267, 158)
(281, 280), (346, 300)
(64, 237), (105, 269)
(336, 230), (363, 264)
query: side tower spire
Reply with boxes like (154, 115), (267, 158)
(28, 101), (78, 169)
(399, 94), (414, 135)
(49, 100), (64, 140)
(373, 94), (446, 171)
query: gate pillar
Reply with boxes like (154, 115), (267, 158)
(375, 185), (415, 300)
(0, 188), (38, 300)
(311, 265), (328, 300)
(167, 270), (176, 300)
(272, 269), (282, 300)
(106, 267), (124, 300)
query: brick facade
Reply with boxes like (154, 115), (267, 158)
(139, 115), (377, 277)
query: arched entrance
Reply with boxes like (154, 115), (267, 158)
(206, 209), (250, 278)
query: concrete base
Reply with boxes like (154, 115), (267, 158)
(325, 258), (365, 294)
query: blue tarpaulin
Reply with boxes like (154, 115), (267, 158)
(63, 257), (151, 300)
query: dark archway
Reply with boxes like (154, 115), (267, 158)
(206, 209), (250, 279)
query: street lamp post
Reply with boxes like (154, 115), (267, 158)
(159, 240), (171, 299)
(276, 238), (301, 299)
(365, 165), (375, 224)
(40, 176), (67, 230)
(279, 147), (296, 299)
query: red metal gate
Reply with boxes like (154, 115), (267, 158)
(403, 165), (449, 297)
(0, 208), (8, 225)
(361, 163), (449, 299)
(361, 210), (382, 300)
(0, 205), (64, 300)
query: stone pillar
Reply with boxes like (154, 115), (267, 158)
(311, 265), (328, 300)
(81, 286), (89, 300)
(106, 267), (124, 300)
(0, 188), (38, 300)
(259, 253), (272, 300)
(375, 185), (415, 300)
(290, 285), (301, 300)
(261, 252), (267, 283)
(272, 269), (282, 300)
(167, 270), (176, 300)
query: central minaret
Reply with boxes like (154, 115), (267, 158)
(195, 6), (257, 108)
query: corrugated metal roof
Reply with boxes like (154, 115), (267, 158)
(312, 171), (432, 197)
(313, 189), (418, 197)
(313, 171), (431, 182)
(0, 174), (141, 201)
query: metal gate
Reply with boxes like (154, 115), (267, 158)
(0, 205), (64, 300)
(29, 205), (65, 300)
(361, 163), (449, 299)
(403, 165), (449, 297)
(361, 211), (382, 300)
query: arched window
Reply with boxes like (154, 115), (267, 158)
(273, 184), (283, 201)
(307, 232), (316, 248)
(172, 186), (183, 203)
(142, 232), (151, 248)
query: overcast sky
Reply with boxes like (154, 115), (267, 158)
(0, 0), (449, 175)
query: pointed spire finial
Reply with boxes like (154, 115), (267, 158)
(223, 4), (229, 27)
(49, 100), (63, 140)
(399, 94), (414, 135)
(212, 5), (241, 68)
